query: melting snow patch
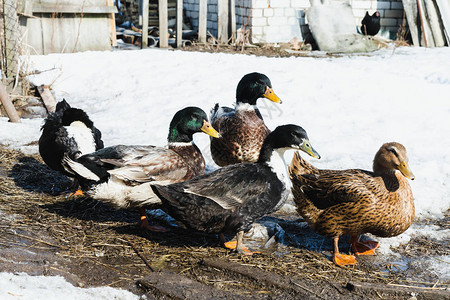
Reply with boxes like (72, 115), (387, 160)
(0, 273), (139, 300)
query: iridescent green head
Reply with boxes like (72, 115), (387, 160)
(168, 107), (221, 143)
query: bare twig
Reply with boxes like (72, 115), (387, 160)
(120, 237), (154, 272)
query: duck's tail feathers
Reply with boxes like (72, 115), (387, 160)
(62, 155), (101, 181)
(210, 103), (220, 121)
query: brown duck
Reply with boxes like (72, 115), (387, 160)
(289, 142), (415, 266)
(210, 72), (281, 166)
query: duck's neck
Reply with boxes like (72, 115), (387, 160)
(373, 160), (395, 176)
(262, 147), (291, 188)
(168, 127), (192, 144)
(235, 102), (258, 112)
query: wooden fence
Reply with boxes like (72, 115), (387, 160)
(139, 0), (236, 48)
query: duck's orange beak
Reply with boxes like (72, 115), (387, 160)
(263, 86), (282, 104)
(201, 120), (221, 138)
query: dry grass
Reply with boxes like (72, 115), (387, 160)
(0, 146), (448, 295)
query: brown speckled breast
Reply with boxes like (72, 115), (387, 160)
(312, 175), (414, 238)
(170, 144), (206, 181)
(211, 109), (270, 166)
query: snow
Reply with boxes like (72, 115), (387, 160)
(8, 46), (449, 219)
(0, 273), (138, 300)
(0, 46), (450, 290)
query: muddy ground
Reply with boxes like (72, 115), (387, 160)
(0, 146), (449, 299)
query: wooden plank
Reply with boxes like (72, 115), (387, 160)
(158, 0), (169, 48)
(141, 0), (149, 48)
(436, 0), (450, 45)
(176, 0), (183, 47)
(107, 0), (117, 47)
(0, 81), (20, 123)
(36, 14), (113, 54)
(32, 4), (118, 14)
(402, 0), (420, 46)
(4, 0), (20, 78)
(423, 0), (446, 47)
(37, 85), (57, 113)
(218, 0), (228, 43)
(198, 0), (207, 43)
(229, 0), (236, 44)
(417, 0), (431, 46)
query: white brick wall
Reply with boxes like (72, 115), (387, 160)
(263, 8), (274, 17)
(183, 0), (405, 43)
(254, 0), (269, 9)
(270, 0), (290, 8)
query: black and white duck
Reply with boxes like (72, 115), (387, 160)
(210, 72), (282, 167)
(151, 124), (320, 254)
(39, 99), (104, 193)
(62, 106), (221, 231)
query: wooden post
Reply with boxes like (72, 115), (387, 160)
(229, 0), (236, 44)
(3, 0), (20, 78)
(107, 0), (117, 47)
(417, 0), (429, 47)
(198, 0), (207, 43)
(0, 81), (20, 123)
(142, 0), (149, 48)
(37, 85), (57, 113)
(176, 0), (183, 47)
(158, 0), (169, 48)
(218, 0), (229, 43)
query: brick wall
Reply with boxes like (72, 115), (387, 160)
(184, 0), (405, 43)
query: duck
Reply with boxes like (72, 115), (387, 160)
(151, 124), (320, 254)
(39, 99), (104, 193)
(210, 72), (282, 167)
(62, 106), (221, 232)
(289, 142), (415, 266)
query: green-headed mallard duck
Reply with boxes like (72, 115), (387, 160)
(62, 107), (220, 231)
(289, 142), (415, 266)
(39, 99), (104, 194)
(151, 125), (320, 254)
(210, 72), (282, 166)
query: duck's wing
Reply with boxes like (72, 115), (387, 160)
(174, 164), (273, 210)
(210, 103), (235, 125)
(95, 145), (190, 184)
(292, 169), (377, 210)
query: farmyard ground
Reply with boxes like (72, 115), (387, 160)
(0, 45), (449, 298)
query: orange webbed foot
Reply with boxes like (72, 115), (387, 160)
(352, 240), (379, 256)
(140, 215), (169, 232)
(333, 253), (357, 266)
(67, 189), (84, 197)
(223, 240), (260, 255)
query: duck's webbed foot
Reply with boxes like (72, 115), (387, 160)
(351, 236), (379, 256)
(221, 231), (260, 255)
(139, 209), (169, 232)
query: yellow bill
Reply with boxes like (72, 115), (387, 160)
(201, 120), (221, 138)
(398, 161), (415, 180)
(300, 139), (321, 159)
(263, 87), (282, 104)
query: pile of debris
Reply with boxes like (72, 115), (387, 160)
(115, 0), (196, 49)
